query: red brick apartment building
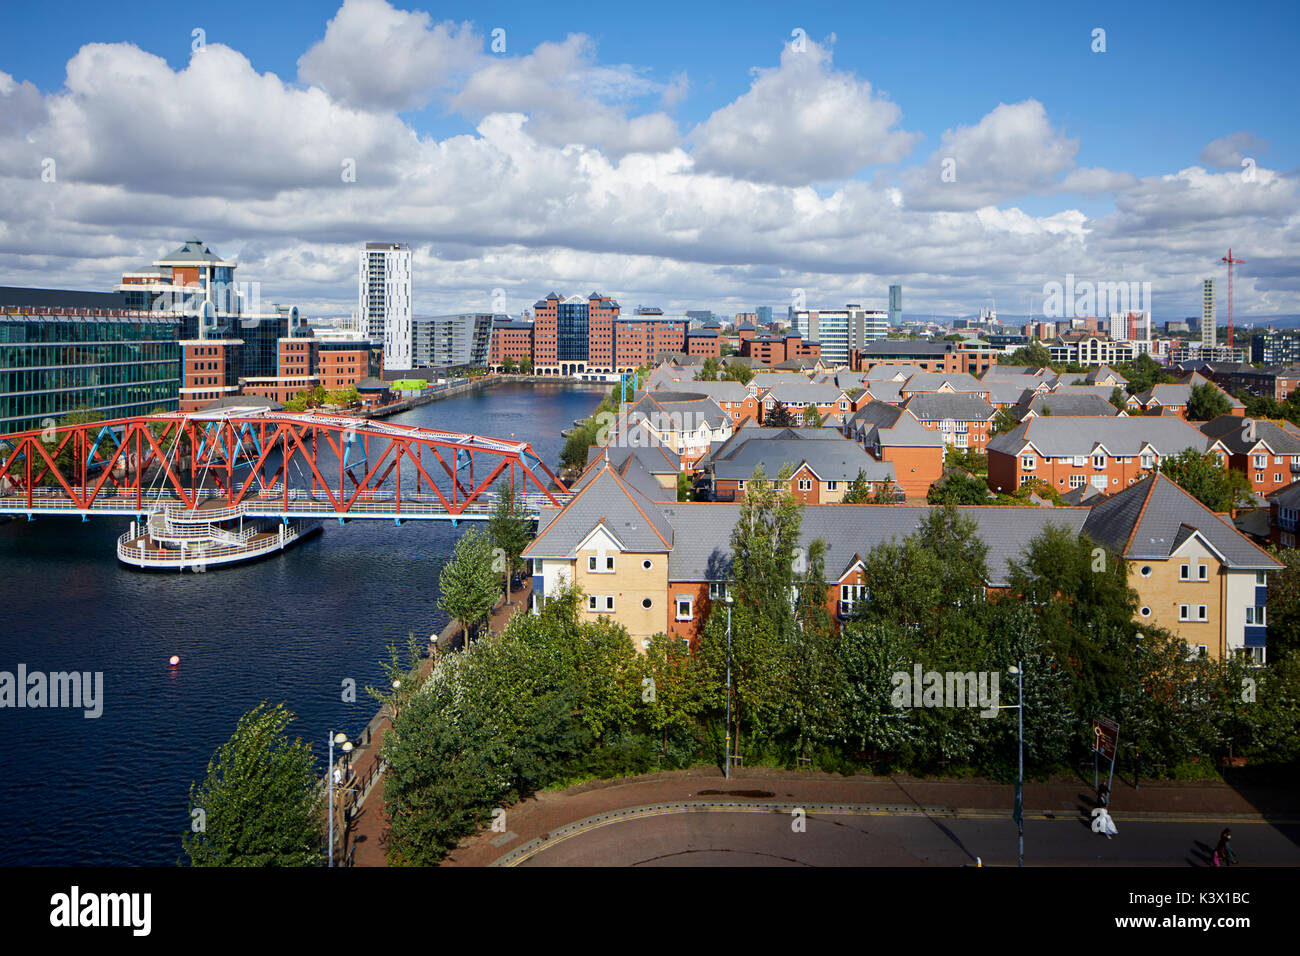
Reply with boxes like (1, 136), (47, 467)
(741, 333), (820, 365)
(987, 417), (1223, 496)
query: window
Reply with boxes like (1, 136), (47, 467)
(1246, 606), (1266, 625)
(1140, 606), (1151, 617)
(1140, 565), (1152, 577)
(797, 479), (812, 491)
(839, 584), (867, 618)
(1093, 454), (1106, 469)
(737, 480), (745, 490)
(1179, 604), (1191, 620)
(1256, 571), (1268, 586)
(1021, 455), (1036, 471)
(827, 481), (838, 491)
(675, 596), (693, 621)
(1276, 474), (1283, 484)
(1073, 455), (1087, 467)
(642, 598), (653, 609)
(1141, 454), (1155, 468)
(1091, 475), (1107, 490)
(1254, 454), (1267, 469)
(709, 581), (729, 601)
(642, 559), (653, 570)
(1070, 474), (1087, 489)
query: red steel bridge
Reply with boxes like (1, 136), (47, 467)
(0, 410), (571, 523)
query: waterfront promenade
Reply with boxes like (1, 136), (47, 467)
(338, 578), (534, 867)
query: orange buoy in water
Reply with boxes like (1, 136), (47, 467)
(169, 655), (180, 667)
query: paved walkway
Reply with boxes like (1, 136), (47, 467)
(339, 578), (533, 866)
(445, 766), (1300, 867)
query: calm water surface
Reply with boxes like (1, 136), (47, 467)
(0, 382), (603, 865)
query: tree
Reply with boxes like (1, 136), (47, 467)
(488, 480), (532, 606)
(438, 527), (500, 646)
(698, 464), (803, 754)
(502, 355), (517, 374)
(1159, 449), (1252, 511)
(1109, 387), (1128, 412)
(841, 468), (873, 503)
(1186, 382), (1231, 421)
(518, 355), (533, 374)
(698, 357), (721, 381)
(990, 407), (1021, 436)
(867, 477), (898, 504)
(183, 702), (323, 866)
(927, 472), (991, 505)
(1006, 342), (1053, 369)
(802, 405), (824, 427)
(676, 471), (694, 501)
(765, 401), (797, 427)
(722, 361), (754, 384)
(1265, 547), (1300, 661)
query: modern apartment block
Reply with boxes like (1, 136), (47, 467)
(1251, 329), (1300, 367)
(888, 285), (902, 326)
(1202, 278), (1217, 348)
(854, 339), (999, 377)
(411, 313), (494, 369)
(790, 305), (888, 367)
(359, 242), (412, 372)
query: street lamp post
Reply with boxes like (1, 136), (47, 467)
(1001, 662), (1025, 868)
(724, 591), (734, 781)
(327, 730), (353, 867)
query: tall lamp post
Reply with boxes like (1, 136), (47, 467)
(327, 730), (354, 867)
(724, 590), (734, 780)
(1000, 662), (1024, 868)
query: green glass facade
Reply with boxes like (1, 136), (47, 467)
(0, 314), (181, 435)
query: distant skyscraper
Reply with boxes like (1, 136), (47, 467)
(1201, 278), (1217, 349)
(360, 242), (412, 371)
(756, 305), (773, 326)
(888, 285), (902, 326)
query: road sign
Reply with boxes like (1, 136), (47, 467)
(1092, 716), (1119, 761)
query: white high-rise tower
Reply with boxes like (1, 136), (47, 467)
(360, 242), (412, 371)
(1201, 278), (1216, 349)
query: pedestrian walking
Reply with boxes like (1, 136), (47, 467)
(1098, 783), (1110, 808)
(1212, 828), (1237, 866)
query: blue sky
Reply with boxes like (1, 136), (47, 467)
(1, 0), (1297, 319)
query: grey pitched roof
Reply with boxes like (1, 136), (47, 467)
(524, 465), (673, 558)
(759, 382), (846, 405)
(1136, 382), (1244, 409)
(627, 392), (730, 430)
(902, 393), (996, 421)
(1081, 475), (1283, 570)
(705, 435), (894, 484)
(988, 416), (1211, 458)
(898, 372), (987, 394)
(653, 380), (748, 403)
(584, 441), (681, 475)
(865, 364), (928, 381)
(1199, 415), (1300, 455)
(1015, 392), (1122, 420)
(750, 373), (814, 389)
(1269, 480), (1300, 509)
(864, 380), (905, 404)
(658, 503), (1091, 586)
(573, 447), (675, 502)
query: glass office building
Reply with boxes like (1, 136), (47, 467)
(0, 310), (181, 434)
(556, 296), (589, 363)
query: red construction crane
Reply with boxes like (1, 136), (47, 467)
(1221, 248), (1245, 348)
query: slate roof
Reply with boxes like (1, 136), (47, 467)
(1135, 381), (1244, 410)
(902, 393), (997, 421)
(988, 417), (1212, 457)
(705, 437), (894, 484)
(657, 503), (1091, 586)
(1268, 480), (1300, 510)
(584, 441), (681, 475)
(759, 382), (846, 405)
(1081, 475), (1283, 570)
(849, 402), (945, 448)
(524, 464), (674, 559)
(750, 373), (814, 389)
(573, 447), (675, 502)
(1014, 392), (1123, 420)
(626, 392), (730, 430)
(897, 372), (987, 394)
(1199, 415), (1300, 455)
(865, 364), (928, 381)
(658, 380), (749, 403)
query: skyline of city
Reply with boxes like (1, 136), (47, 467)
(1, 0), (1297, 321)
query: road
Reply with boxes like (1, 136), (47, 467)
(511, 805), (1300, 867)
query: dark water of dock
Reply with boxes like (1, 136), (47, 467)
(0, 383), (603, 865)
